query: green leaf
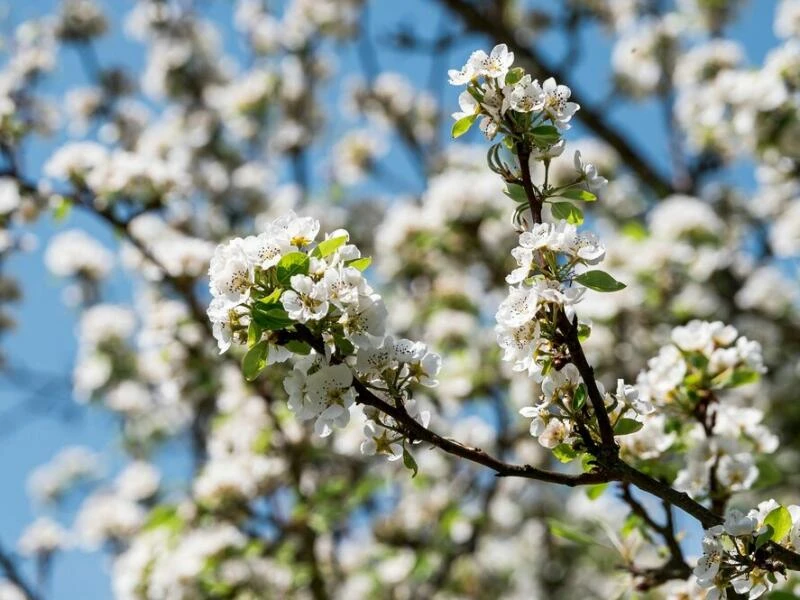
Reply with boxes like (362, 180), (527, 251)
(712, 367), (760, 389)
(312, 235), (347, 259)
(550, 201), (584, 225)
(614, 418), (644, 436)
(560, 188), (597, 202)
(547, 519), (596, 546)
(252, 299), (293, 330)
(247, 321), (263, 348)
(285, 340), (312, 355)
(621, 513), (644, 538)
(531, 125), (560, 145)
(402, 447), (418, 478)
(333, 333), (355, 356)
(503, 184), (529, 204)
(552, 443), (579, 463)
(143, 505), (183, 532)
(764, 506), (792, 542)
(347, 257), (372, 271)
(242, 340), (269, 382)
(504, 67), (525, 86)
(586, 483), (608, 500)
(581, 453), (596, 472)
(276, 252), (310, 286)
(621, 221), (648, 240)
(251, 430), (271, 454)
(755, 525), (775, 549)
(767, 592), (800, 600)
(577, 323), (591, 342)
(571, 384), (587, 411)
(574, 270), (626, 292)
(52, 196), (72, 222)
(451, 114), (478, 139)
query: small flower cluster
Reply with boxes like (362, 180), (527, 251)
(449, 44), (579, 139)
(208, 212), (440, 460)
(623, 321), (774, 500)
(496, 221), (614, 380)
(45, 141), (188, 205)
(637, 320), (767, 411)
(695, 500), (800, 599)
(518, 362), (652, 453)
(500, 224), (647, 454)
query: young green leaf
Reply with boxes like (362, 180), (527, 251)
(451, 114), (478, 139)
(252, 300), (293, 330)
(574, 270), (626, 292)
(550, 201), (584, 225)
(712, 367), (760, 389)
(764, 506), (792, 542)
(531, 125), (560, 145)
(276, 252), (310, 286)
(504, 184), (529, 204)
(613, 418), (644, 436)
(143, 505), (184, 532)
(285, 340), (312, 355)
(621, 221), (648, 240)
(402, 447), (419, 478)
(247, 321), (263, 348)
(571, 384), (587, 411)
(504, 67), (525, 86)
(755, 525), (775, 549)
(585, 483), (608, 500)
(552, 443), (579, 463)
(312, 235), (348, 259)
(560, 188), (597, 202)
(242, 340), (269, 382)
(347, 257), (372, 271)
(52, 197), (72, 222)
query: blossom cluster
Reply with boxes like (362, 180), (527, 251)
(207, 212), (440, 460)
(637, 319), (766, 411)
(620, 321), (774, 500)
(496, 221), (606, 379)
(499, 219), (644, 452)
(45, 140), (188, 204)
(695, 500), (800, 598)
(448, 44), (579, 139)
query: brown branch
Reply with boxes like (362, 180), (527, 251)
(514, 143), (542, 223)
(559, 311), (616, 448)
(513, 143), (616, 448)
(0, 540), (41, 600)
(619, 483), (691, 589)
(290, 325), (607, 487)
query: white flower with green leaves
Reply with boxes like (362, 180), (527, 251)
(281, 275), (330, 323)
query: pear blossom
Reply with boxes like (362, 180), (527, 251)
(469, 44), (515, 82)
(451, 91), (480, 121)
(281, 275), (330, 322)
(507, 75), (543, 113)
(573, 150), (608, 191)
(539, 77), (579, 128)
(305, 364), (356, 437)
(208, 239), (253, 308)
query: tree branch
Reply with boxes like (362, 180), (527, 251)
(290, 325), (608, 487)
(0, 540), (41, 600)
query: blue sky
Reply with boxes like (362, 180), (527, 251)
(0, 0), (781, 597)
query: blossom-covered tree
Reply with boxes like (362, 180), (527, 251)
(1, 1), (800, 599)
